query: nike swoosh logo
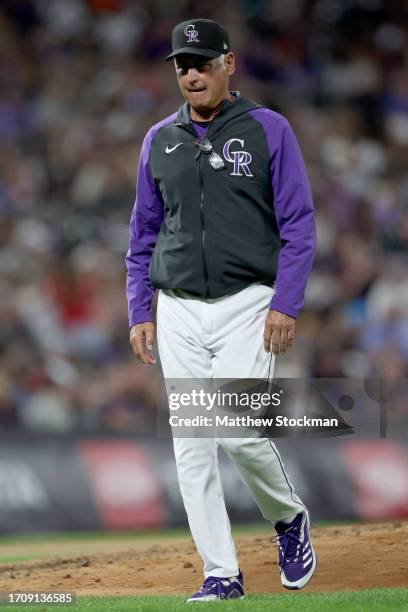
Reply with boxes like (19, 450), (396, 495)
(165, 143), (183, 154)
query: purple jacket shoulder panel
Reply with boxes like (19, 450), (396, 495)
(249, 108), (316, 318)
(125, 113), (178, 327)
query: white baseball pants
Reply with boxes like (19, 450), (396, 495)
(157, 282), (306, 578)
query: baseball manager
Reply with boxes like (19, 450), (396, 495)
(126, 18), (317, 602)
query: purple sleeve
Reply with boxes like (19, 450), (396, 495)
(125, 131), (164, 327)
(250, 110), (316, 318)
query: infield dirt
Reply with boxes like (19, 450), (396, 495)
(0, 522), (406, 596)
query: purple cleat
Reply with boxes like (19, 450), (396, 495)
(274, 511), (317, 590)
(186, 571), (244, 603)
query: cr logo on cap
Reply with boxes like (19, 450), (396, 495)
(184, 24), (199, 43)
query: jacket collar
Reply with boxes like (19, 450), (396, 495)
(175, 91), (261, 132)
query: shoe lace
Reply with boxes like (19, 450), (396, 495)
(200, 576), (228, 595)
(272, 524), (302, 563)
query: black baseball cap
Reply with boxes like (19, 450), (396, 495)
(165, 18), (230, 61)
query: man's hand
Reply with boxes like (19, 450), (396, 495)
(263, 310), (295, 355)
(130, 322), (156, 366)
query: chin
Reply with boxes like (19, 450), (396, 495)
(189, 99), (214, 114)
(191, 103), (209, 113)
(184, 89), (208, 103)
(188, 96), (208, 107)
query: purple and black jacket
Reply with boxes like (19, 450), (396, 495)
(126, 92), (316, 327)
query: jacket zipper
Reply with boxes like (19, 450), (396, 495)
(175, 120), (211, 298)
(198, 153), (211, 298)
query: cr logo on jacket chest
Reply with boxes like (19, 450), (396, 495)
(222, 138), (254, 177)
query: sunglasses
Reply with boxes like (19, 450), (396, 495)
(193, 137), (226, 170)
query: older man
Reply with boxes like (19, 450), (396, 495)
(126, 18), (317, 602)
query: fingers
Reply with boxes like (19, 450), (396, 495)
(264, 324), (272, 352)
(287, 331), (294, 350)
(145, 327), (154, 352)
(279, 327), (287, 353)
(271, 327), (281, 355)
(277, 328), (294, 354)
(264, 311), (296, 355)
(273, 327), (294, 355)
(271, 327), (294, 355)
(130, 324), (156, 366)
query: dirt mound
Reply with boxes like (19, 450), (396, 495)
(0, 522), (406, 596)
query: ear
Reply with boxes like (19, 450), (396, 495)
(224, 52), (235, 77)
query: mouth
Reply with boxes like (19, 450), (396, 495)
(188, 88), (206, 94)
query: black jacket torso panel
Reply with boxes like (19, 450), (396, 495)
(148, 95), (280, 298)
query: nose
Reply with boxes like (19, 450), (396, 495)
(186, 67), (200, 82)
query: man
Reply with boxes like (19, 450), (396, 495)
(126, 18), (317, 602)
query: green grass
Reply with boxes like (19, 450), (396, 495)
(0, 554), (48, 563)
(0, 523), (272, 546)
(0, 527), (192, 546)
(5, 589), (408, 612)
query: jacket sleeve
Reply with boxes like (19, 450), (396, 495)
(269, 118), (316, 318)
(125, 132), (164, 327)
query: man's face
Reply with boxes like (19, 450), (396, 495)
(174, 53), (235, 113)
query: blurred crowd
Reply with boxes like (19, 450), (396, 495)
(0, 0), (407, 433)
